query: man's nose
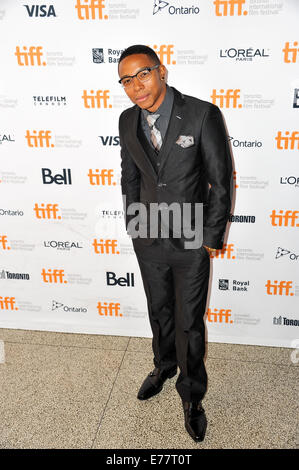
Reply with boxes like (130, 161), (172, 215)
(132, 76), (144, 91)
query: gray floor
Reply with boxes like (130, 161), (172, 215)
(0, 328), (297, 449)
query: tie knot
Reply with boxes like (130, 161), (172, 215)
(146, 113), (160, 128)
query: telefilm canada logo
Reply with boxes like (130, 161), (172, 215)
(153, 0), (200, 15)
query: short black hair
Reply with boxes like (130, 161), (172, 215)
(118, 45), (160, 67)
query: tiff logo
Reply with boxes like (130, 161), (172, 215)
(265, 280), (293, 296)
(15, 46), (46, 66)
(25, 130), (54, 148)
(88, 169), (115, 185)
(0, 297), (17, 310)
(152, 45), (176, 65)
(283, 41), (299, 63)
(275, 131), (299, 150)
(207, 308), (233, 323)
(92, 239), (119, 254)
(34, 203), (61, 219)
(270, 210), (299, 227)
(210, 244), (235, 259)
(97, 301), (122, 316)
(214, 0), (247, 16)
(41, 269), (67, 283)
(0, 236), (11, 250)
(82, 90), (111, 108)
(210, 89), (242, 108)
(75, 0), (108, 20)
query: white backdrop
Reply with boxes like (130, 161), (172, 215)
(0, 0), (298, 347)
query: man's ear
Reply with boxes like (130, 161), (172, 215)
(159, 64), (168, 82)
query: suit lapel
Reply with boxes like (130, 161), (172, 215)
(158, 87), (185, 174)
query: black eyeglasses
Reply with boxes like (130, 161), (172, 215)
(118, 65), (160, 88)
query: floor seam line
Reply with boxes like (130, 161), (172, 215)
(90, 337), (130, 449)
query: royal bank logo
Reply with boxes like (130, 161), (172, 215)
(92, 48), (124, 64)
(275, 247), (299, 261)
(219, 278), (250, 291)
(51, 300), (87, 312)
(219, 279), (229, 290)
(92, 48), (104, 63)
(153, 0), (200, 15)
(219, 47), (269, 61)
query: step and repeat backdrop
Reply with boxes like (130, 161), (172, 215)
(0, 0), (298, 347)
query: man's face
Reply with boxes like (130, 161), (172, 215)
(118, 53), (167, 113)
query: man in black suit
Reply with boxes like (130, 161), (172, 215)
(118, 45), (232, 442)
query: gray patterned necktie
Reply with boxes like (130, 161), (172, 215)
(146, 113), (162, 152)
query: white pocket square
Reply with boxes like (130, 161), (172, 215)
(175, 135), (194, 148)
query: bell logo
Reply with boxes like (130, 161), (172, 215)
(270, 210), (299, 227)
(207, 308), (233, 323)
(34, 203), (61, 219)
(210, 243), (235, 260)
(92, 239), (119, 254)
(75, 0), (108, 20)
(15, 46), (46, 66)
(97, 301), (122, 317)
(88, 169), (116, 185)
(82, 90), (111, 108)
(0, 297), (17, 310)
(152, 44), (176, 65)
(41, 269), (67, 283)
(282, 41), (299, 63)
(210, 89), (242, 108)
(0, 235), (11, 250)
(25, 130), (54, 148)
(214, 0), (248, 16)
(275, 131), (299, 150)
(265, 280), (293, 296)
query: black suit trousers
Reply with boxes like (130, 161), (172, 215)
(133, 238), (210, 402)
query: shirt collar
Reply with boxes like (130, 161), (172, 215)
(142, 85), (173, 119)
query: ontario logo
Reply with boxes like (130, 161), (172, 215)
(153, 0), (200, 15)
(51, 300), (87, 312)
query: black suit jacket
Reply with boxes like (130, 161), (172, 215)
(119, 87), (233, 250)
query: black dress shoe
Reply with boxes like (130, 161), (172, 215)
(182, 401), (207, 442)
(137, 366), (177, 400)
